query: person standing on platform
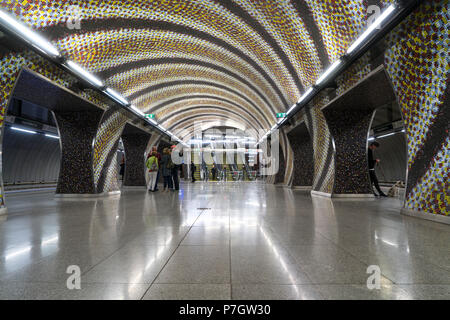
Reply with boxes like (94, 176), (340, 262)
(170, 145), (180, 191)
(211, 163), (217, 181)
(190, 161), (196, 183)
(368, 141), (387, 197)
(150, 146), (161, 191)
(161, 148), (173, 192)
(146, 151), (159, 192)
(119, 157), (125, 181)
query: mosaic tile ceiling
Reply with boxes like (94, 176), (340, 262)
(0, 0), (376, 136)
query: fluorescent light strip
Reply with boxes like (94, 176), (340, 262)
(298, 87), (314, 103)
(130, 105), (145, 117)
(65, 60), (103, 88)
(45, 134), (59, 139)
(347, 5), (396, 54)
(377, 132), (397, 139)
(0, 10), (60, 57)
(286, 104), (296, 115)
(11, 126), (36, 134)
(316, 59), (342, 85)
(105, 88), (129, 106)
(147, 118), (157, 125)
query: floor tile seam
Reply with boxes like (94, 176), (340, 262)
(79, 234), (143, 278)
(138, 208), (207, 300)
(310, 229), (400, 285)
(316, 227), (450, 283)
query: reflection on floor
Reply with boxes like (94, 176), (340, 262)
(0, 181), (449, 300)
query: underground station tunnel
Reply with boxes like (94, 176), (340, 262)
(0, 0), (448, 305)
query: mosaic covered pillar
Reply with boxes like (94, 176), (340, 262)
(287, 123), (314, 188)
(93, 108), (128, 194)
(304, 103), (336, 196)
(322, 107), (375, 195)
(54, 110), (103, 194)
(274, 144), (286, 185)
(321, 67), (397, 196)
(121, 125), (151, 187)
(384, 0), (450, 219)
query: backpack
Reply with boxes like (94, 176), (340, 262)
(166, 157), (174, 169)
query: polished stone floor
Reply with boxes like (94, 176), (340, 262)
(0, 181), (449, 300)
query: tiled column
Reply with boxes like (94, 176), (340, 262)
(287, 123), (314, 188)
(121, 125), (151, 187)
(93, 108), (128, 194)
(274, 144), (286, 185)
(53, 110), (103, 194)
(384, 0), (449, 221)
(321, 67), (396, 196)
(304, 103), (336, 196)
(322, 107), (375, 195)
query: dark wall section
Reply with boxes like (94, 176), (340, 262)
(2, 126), (60, 185)
(122, 124), (151, 186)
(324, 108), (374, 194)
(54, 111), (103, 194)
(372, 133), (407, 183)
(287, 124), (313, 187)
(274, 145), (285, 184)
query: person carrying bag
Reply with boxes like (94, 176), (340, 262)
(146, 151), (159, 192)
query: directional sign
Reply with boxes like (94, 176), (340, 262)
(145, 114), (155, 119)
(276, 113), (286, 118)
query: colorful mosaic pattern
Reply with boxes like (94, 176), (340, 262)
(305, 0), (367, 63)
(384, 0), (450, 216)
(93, 108), (129, 193)
(0, 0), (359, 134)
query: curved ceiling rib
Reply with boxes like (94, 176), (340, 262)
(4, 0), (371, 135)
(168, 114), (251, 138)
(162, 108), (260, 134)
(108, 65), (276, 123)
(149, 96), (268, 129)
(47, 20), (296, 102)
(126, 80), (272, 125)
(104, 60), (281, 120)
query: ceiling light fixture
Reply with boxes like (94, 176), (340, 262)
(0, 10), (60, 58)
(65, 60), (103, 88)
(11, 126), (36, 134)
(316, 59), (342, 85)
(105, 88), (129, 106)
(347, 5), (396, 54)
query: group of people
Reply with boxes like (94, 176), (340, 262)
(146, 146), (180, 192)
(144, 141), (387, 196)
(189, 163), (220, 183)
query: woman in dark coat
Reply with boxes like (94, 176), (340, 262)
(160, 148), (173, 191)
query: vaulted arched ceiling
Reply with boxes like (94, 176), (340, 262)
(3, 0), (376, 137)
